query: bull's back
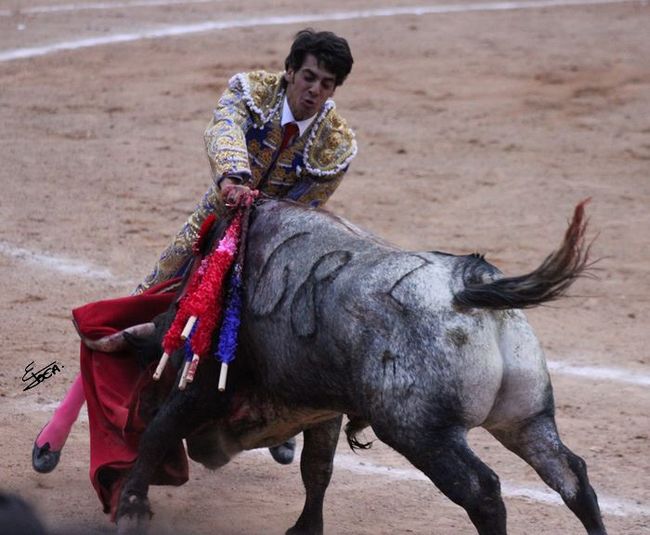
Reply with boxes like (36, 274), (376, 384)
(241, 203), (508, 425)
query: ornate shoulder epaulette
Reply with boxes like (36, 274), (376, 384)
(228, 71), (284, 127)
(229, 71), (357, 178)
(303, 101), (357, 179)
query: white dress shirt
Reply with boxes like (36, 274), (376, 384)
(281, 97), (317, 137)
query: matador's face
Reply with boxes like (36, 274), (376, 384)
(284, 53), (336, 121)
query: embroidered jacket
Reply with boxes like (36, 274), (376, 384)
(136, 70), (357, 293)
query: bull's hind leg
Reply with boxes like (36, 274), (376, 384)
(488, 414), (606, 535)
(286, 416), (342, 535)
(379, 425), (506, 535)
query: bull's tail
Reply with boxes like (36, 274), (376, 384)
(344, 417), (373, 451)
(453, 200), (592, 310)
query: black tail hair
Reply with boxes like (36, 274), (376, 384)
(344, 417), (373, 451)
(453, 200), (593, 310)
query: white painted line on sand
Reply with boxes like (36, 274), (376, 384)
(11, 397), (90, 423)
(1, 240), (648, 387)
(0, 240), (116, 280)
(548, 360), (650, 387)
(3, 0), (224, 16)
(333, 452), (650, 517)
(251, 448), (650, 517)
(0, 0), (642, 62)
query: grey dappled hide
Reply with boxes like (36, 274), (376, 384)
(116, 200), (605, 535)
(243, 201), (507, 427)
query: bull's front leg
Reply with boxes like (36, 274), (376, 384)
(116, 390), (198, 535)
(287, 415), (342, 535)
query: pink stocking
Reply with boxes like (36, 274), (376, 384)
(35, 373), (85, 450)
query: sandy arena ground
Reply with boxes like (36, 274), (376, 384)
(0, 0), (649, 533)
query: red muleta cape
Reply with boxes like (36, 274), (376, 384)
(74, 279), (188, 519)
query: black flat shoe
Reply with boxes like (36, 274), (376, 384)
(32, 441), (61, 473)
(269, 437), (296, 465)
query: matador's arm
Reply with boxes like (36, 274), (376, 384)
(203, 81), (254, 184)
(134, 80), (254, 294)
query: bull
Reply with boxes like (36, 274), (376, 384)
(90, 199), (605, 535)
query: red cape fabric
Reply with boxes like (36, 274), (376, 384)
(74, 279), (188, 518)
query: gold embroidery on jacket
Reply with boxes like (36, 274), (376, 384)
(136, 71), (356, 293)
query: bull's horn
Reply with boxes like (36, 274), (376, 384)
(79, 322), (156, 353)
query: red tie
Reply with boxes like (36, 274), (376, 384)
(279, 122), (299, 152)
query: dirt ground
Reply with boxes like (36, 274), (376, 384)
(1, 0), (649, 533)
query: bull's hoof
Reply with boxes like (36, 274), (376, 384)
(286, 524), (323, 535)
(286, 509), (323, 534)
(116, 493), (152, 535)
(117, 514), (151, 535)
(270, 437), (296, 465)
(32, 441), (61, 474)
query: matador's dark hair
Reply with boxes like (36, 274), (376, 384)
(285, 28), (353, 87)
